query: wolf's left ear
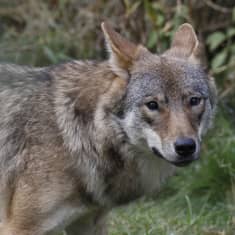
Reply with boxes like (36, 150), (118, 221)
(165, 23), (201, 63)
(101, 22), (145, 79)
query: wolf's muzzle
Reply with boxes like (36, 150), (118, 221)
(151, 146), (199, 167)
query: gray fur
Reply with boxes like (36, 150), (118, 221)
(0, 23), (216, 235)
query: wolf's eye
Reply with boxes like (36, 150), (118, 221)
(190, 97), (201, 106)
(146, 101), (159, 110)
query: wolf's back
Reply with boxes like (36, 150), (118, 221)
(0, 64), (55, 188)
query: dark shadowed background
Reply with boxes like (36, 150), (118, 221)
(0, 0), (235, 234)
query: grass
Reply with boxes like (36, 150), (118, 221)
(108, 108), (235, 235)
(109, 196), (234, 235)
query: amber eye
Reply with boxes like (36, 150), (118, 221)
(190, 97), (201, 106)
(146, 101), (159, 110)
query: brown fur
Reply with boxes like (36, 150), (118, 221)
(0, 23), (216, 235)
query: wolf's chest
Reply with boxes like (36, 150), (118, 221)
(99, 152), (176, 206)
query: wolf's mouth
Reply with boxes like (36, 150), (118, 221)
(151, 147), (165, 159)
(151, 147), (198, 167)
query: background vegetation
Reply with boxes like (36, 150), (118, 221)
(0, 0), (235, 234)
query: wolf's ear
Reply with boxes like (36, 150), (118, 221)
(101, 22), (143, 79)
(165, 23), (201, 63)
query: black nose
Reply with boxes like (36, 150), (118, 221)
(174, 138), (196, 157)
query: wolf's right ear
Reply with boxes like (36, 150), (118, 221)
(101, 22), (144, 79)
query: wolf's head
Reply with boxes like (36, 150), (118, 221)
(102, 22), (216, 167)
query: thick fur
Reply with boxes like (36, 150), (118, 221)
(0, 23), (216, 235)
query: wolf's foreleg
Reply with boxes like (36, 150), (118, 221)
(65, 211), (107, 235)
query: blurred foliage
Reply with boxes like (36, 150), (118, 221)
(0, 1), (234, 76)
(0, 0), (234, 100)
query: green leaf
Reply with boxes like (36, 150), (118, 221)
(227, 27), (235, 38)
(147, 31), (158, 49)
(178, 5), (189, 19)
(58, 53), (71, 61)
(230, 44), (235, 54)
(233, 7), (235, 22)
(211, 50), (228, 69)
(43, 46), (57, 64)
(156, 14), (165, 27)
(125, 0), (141, 16)
(144, 0), (157, 22)
(206, 32), (226, 51)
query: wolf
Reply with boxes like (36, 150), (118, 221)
(0, 22), (216, 235)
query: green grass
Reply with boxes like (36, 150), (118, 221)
(108, 109), (235, 235)
(109, 196), (234, 235)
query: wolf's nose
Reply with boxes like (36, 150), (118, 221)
(174, 138), (196, 156)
